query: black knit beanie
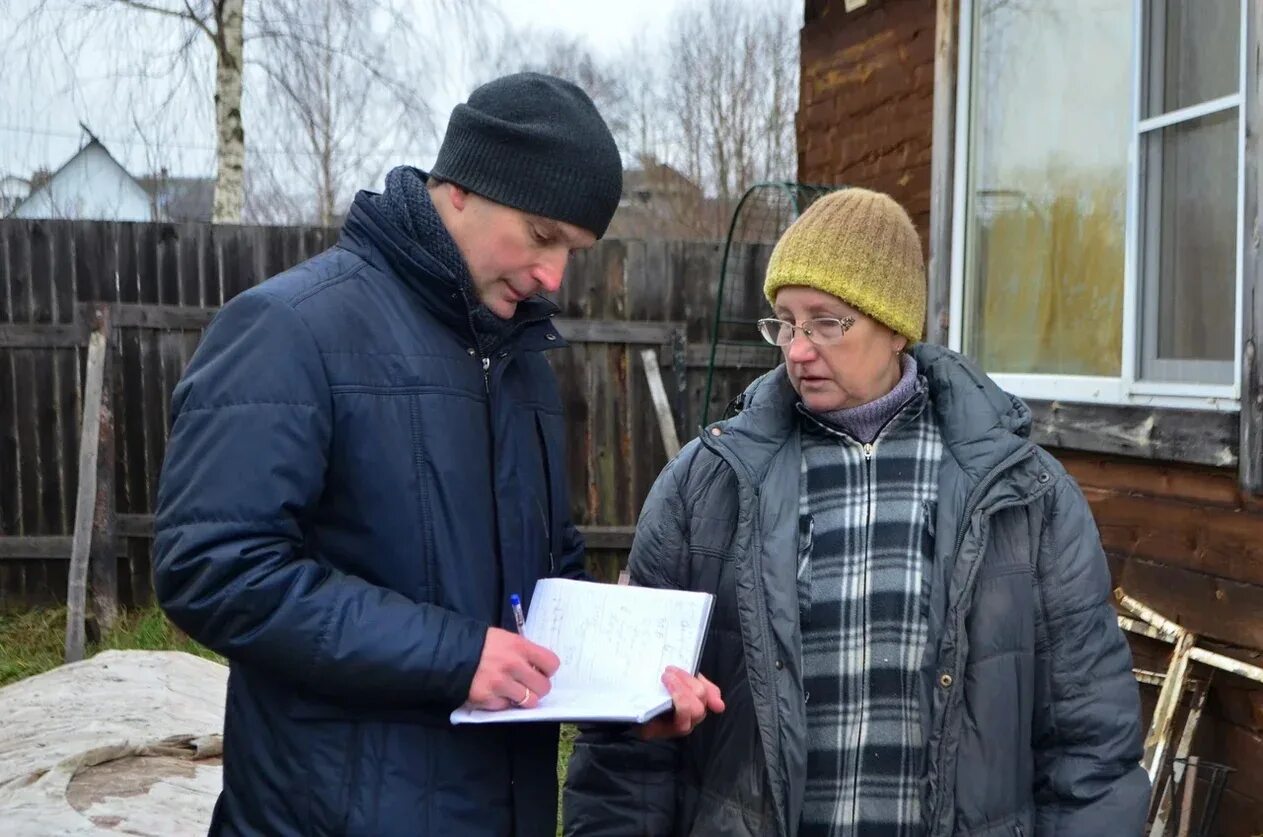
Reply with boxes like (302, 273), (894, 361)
(431, 72), (623, 239)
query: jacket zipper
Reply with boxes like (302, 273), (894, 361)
(535, 415), (556, 575)
(852, 437), (874, 827)
(481, 355), (490, 392)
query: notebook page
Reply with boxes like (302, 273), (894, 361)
(524, 578), (713, 695)
(450, 579), (714, 724)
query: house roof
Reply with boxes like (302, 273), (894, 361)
(137, 175), (215, 223)
(622, 159), (701, 198)
(6, 138), (139, 219)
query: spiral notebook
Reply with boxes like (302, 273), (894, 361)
(450, 578), (715, 724)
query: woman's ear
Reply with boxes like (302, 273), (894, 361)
(892, 332), (909, 354)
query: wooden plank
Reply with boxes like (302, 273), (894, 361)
(661, 342), (781, 370)
(77, 302), (218, 330)
(64, 311), (109, 663)
(1118, 557), (1263, 650)
(1209, 678), (1263, 734)
(93, 515), (631, 551)
(0, 346), (16, 535)
(553, 317), (684, 345)
(0, 227), (18, 586)
(1087, 490), (1263, 587)
(137, 327), (162, 512)
(33, 338), (59, 536)
(116, 513), (153, 537)
(1056, 451), (1243, 510)
(43, 222), (73, 324)
(0, 536), (74, 559)
(1216, 786), (1263, 837)
(27, 221), (53, 323)
(926, 0), (958, 346)
(624, 241), (671, 509)
(34, 513), (634, 556)
(641, 348), (681, 459)
(1242, 0), (1263, 494)
(89, 308), (117, 634)
(16, 349), (44, 538)
(135, 222), (160, 304)
(52, 304), (685, 344)
(1211, 720), (1263, 807)
(116, 223), (139, 304)
(0, 220), (12, 323)
(599, 242), (632, 527)
(58, 346), (84, 534)
(9, 218), (33, 322)
(0, 323), (89, 347)
(118, 323), (146, 518)
(578, 526), (636, 551)
(48, 228), (78, 537)
(1028, 399), (1238, 468)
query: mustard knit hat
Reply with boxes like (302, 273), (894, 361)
(763, 187), (926, 342)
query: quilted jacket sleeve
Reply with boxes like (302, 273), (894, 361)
(1033, 472), (1150, 835)
(153, 289), (487, 709)
(562, 445), (700, 835)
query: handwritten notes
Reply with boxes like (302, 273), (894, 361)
(450, 579), (714, 724)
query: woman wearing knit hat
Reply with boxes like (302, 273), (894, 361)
(565, 188), (1149, 836)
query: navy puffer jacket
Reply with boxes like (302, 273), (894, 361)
(154, 190), (582, 836)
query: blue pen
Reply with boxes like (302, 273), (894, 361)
(509, 593), (526, 634)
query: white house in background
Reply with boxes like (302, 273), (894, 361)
(9, 138), (153, 221)
(0, 175), (29, 216)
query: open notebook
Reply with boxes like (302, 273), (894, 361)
(450, 578), (715, 725)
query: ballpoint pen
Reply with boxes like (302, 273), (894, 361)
(510, 593), (526, 633)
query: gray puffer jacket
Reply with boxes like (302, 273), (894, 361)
(564, 344), (1148, 837)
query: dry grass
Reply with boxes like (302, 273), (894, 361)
(0, 605), (222, 687)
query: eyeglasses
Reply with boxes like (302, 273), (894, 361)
(756, 316), (856, 347)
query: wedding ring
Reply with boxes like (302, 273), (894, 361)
(513, 687), (532, 707)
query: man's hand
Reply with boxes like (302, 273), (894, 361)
(639, 666), (725, 740)
(467, 627), (561, 710)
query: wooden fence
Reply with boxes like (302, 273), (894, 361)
(0, 219), (778, 611)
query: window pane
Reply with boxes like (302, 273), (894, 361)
(1143, 0), (1240, 118)
(964, 1), (1131, 376)
(1141, 108), (1237, 381)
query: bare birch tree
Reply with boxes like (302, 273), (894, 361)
(248, 0), (488, 225)
(11, 1), (246, 221)
(8, 0), (482, 225)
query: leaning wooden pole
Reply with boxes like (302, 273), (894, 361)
(65, 306), (111, 663)
(88, 305), (117, 637)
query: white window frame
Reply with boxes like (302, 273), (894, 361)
(949, 0), (1248, 412)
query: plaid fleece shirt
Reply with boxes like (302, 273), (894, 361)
(797, 383), (942, 837)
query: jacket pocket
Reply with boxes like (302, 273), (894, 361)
(797, 514), (814, 626)
(534, 411), (561, 574)
(408, 396), (438, 600)
(295, 717), (362, 836)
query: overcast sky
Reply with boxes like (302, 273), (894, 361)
(0, 0), (692, 184)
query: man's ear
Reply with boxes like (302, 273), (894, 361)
(448, 184), (470, 212)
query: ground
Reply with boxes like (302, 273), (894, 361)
(1, 606), (579, 836)
(0, 605), (222, 686)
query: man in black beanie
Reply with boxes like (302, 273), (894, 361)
(152, 72), (722, 836)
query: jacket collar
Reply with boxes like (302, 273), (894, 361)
(708, 344), (1034, 487)
(337, 189), (562, 350)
